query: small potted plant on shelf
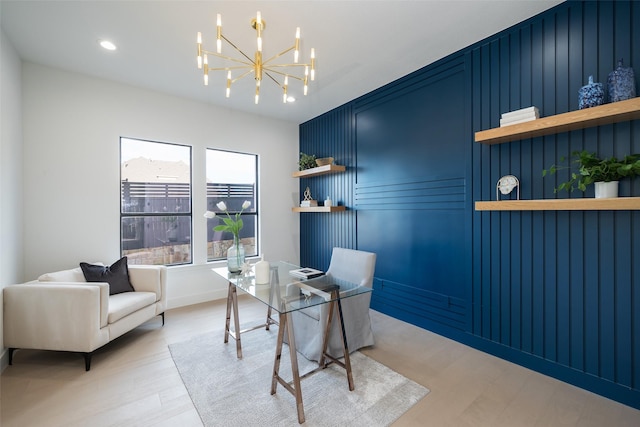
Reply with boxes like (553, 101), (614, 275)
(543, 150), (640, 198)
(299, 152), (317, 171)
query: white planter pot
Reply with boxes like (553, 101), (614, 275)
(594, 181), (619, 198)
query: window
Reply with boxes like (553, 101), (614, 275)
(120, 137), (192, 266)
(206, 149), (258, 261)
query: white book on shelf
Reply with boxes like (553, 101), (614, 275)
(501, 106), (539, 120)
(500, 111), (539, 123)
(500, 116), (537, 126)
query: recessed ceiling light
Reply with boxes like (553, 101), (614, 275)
(99, 40), (117, 51)
(287, 96), (296, 103)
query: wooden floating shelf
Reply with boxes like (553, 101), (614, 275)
(291, 206), (346, 213)
(292, 164), (346, 178)
(475, 97), (640, 145)
(475, 197), (640, 211)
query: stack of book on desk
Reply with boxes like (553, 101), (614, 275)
(300, 200), (318, 207)
(499, 106), (539, 127)
(289, 267), (324, 280)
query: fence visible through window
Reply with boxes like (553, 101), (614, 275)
(121, 181), (256, 265)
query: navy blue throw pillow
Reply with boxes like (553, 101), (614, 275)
(80, 256), (134, 295)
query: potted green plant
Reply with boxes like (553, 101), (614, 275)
(543, 150), (640, 198)
(299, 152), (317, 171)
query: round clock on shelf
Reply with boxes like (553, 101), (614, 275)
(496, 175), (520, 200)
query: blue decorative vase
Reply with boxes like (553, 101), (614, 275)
(607, 59), (636, 102)
(578, 75), (604, 109)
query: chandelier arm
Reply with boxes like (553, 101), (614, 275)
(209, 66), (253, 72)
(202, 50), (253, 67)
(262, 44), (296, 65)
(231, 69), (254, 84)
(206, 65), (253, 72)
(263, 69), (304, 82)
(220, 34), (255, 64)
(262, 70), (282, 87)
(265, 63), (310, 69)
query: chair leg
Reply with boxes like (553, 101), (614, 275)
(8, 348), (16, 365)
(161, 312), (165, 326)
(83, 352), (92, 371)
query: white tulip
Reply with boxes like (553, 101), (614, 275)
(203, 211), (216, 219)
(242, 200), (252, 210)
(216, 201), (227, 211)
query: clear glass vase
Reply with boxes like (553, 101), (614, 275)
(227, 236), (245, 273)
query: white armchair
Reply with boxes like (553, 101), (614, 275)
(289, 247), (376, 362)
(3, 263), (167, 370)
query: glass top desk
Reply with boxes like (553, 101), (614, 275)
(212, 261), (372, 424)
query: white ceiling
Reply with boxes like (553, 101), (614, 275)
(1, 0), (564, 124)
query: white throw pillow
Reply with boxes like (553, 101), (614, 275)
(38, 263), (104, 282)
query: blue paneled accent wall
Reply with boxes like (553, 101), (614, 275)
(299, 0), (639, 408)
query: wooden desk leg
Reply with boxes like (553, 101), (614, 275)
(271, 312), (306, 424)
(224, 282), (243, 359)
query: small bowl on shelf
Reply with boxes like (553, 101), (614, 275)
(315, 157), (334, 167)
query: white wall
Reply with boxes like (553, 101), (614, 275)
(0, 27), (25, 366)
(21, 63), (300, 308)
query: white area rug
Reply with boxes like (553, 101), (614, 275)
(169, 327), (429, 426)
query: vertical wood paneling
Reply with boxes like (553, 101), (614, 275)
(299, 105), (356, 271)
(301, 0), (639, 409)
(471, 0), (639, 404)
(633, 210), (640, 390)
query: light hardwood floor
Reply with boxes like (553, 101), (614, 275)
(2, 296), (639, 426)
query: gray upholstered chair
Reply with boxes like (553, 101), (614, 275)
(289, 247), (376, 362)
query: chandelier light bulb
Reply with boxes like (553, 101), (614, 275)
(256, 11), (263, 52)
(216, 14), (222, 53)
(197, 32), (203, 69)
(310, 48), (316, 81)
(283, 76), (289, 103)
(294, 27), (300, 63)
(203, 54), (209, 85)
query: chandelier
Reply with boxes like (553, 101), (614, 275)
(196, 12), (316, 104)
